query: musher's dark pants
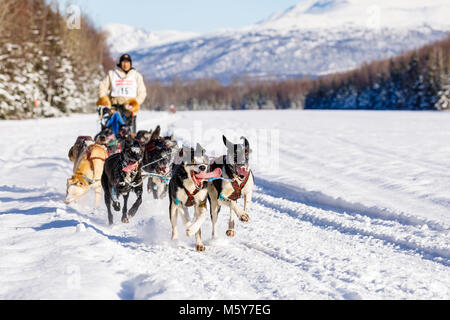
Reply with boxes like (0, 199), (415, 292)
(130, 116), (137, 134)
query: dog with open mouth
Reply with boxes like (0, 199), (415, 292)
(208, 136), (254, 238)
(101, 137), (144, 225)
(94, 127), (121, 156)
(66, 136), (108, 208)
(142, 125), (175, 199)
(168, 143), (222, 252)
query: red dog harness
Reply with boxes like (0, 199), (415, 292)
(81, 144), (107, 185)
(85, 144), (107, 171)
(228, 173), (250, 201)
(182, 184), (203, 207)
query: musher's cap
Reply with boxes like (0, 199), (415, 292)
(117, 54), (132, 67)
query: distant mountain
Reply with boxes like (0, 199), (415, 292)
(103, 23), (199, 57)
(108, 0), (450, 83)
(256, 0), (449, 30)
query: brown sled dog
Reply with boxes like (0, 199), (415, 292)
(66, 136), (108, 208)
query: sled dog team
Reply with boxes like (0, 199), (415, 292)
(66, 127), (254, 252)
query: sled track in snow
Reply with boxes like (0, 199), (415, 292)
(253, 179), (450, 267)
(58, 178), (450, 299)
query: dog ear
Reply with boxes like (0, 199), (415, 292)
(223, 135), (233, 148)
(196, 143), (206, 156)
(151, 126), (161, 140)
(180, 146), (193, 164)
(241, 136), (250, 153)
(180, 146), (190, 157)
(68, 147), (75, 162)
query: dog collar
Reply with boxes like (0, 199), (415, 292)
(81, 175), (98, 185)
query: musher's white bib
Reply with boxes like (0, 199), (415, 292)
(110, 71), (137, 98)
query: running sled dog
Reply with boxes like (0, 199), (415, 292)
(66, 136), (108, 208)
(142, 125), (178, 200)
(168, 144), (222, 252)
(101, 138), (145, 225)
(208, 136), (254, 238)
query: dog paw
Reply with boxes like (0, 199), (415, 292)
(240, 214), (250, 223)
(195, 244), (206, 252)
(121, 217), (129, 224)
(226, 229), (235, 237)
(113, 201), (121, 212)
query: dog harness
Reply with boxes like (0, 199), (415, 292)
(227, 173), (250, 201)
(85, 144), (107, 172)
(181, 184), (203, 207)
(82, 144), (107, 185)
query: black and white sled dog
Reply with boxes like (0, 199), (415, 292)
(101, 137), (144, 225)
(208, 136), (254, 238)
(143, 125), (178, 199)
(168, 144), (222, 251)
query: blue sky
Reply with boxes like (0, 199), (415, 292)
(57, 0), (301, 33)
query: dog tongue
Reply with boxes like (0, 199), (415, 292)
(236, 166), (249, 177)
(123, 161), (138, 173)
(195, 168), (222, 180)
(160, 167), (170, 175)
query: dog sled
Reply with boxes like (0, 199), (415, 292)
(68, 104), (255, 252)
(95, 104), (136, 156)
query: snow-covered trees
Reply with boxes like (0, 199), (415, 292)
(144, 77), (312, 111)
(305, 35), (450, 110)
(141, 35), (450, 111)
(436, 76), (450, 110)
(0, 0), (111, 119)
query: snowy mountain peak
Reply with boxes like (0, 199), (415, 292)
(289, 0), (348, 15)
(103, 23), (200, 56)
(107, 1), (450, 83)
(256, 0), (450, 31)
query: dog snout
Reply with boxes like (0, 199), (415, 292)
(64, 196), (73, 205)
(198, 165), (207, 172)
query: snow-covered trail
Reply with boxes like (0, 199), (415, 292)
(0, 110), (449, 300)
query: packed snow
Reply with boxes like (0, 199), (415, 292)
(0, 110), (449, 300)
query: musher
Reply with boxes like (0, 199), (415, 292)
(97, 53), (147, 134)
